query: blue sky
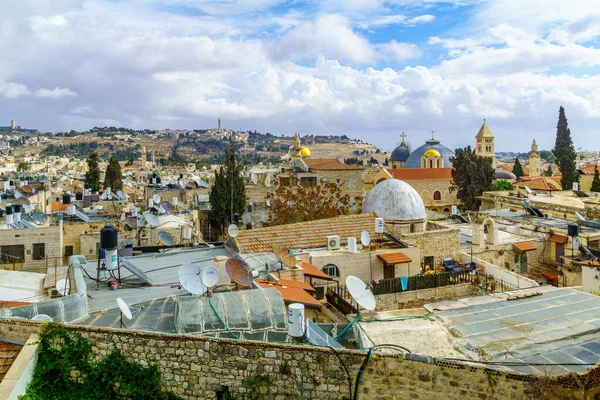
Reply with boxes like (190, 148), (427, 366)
(1, 0), (599, 153)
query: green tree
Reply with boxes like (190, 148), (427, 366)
(493, 179), (514, 191)
(17, 161), (30, 172)
(450, 146), (495, 211)
(85, 151), (101, 193)
(209, 143), (246, 236)
(103, 156), (123, 190)
(512, 158), (525, 178)
(539, 150), (555, 164)
(544, 165), (553, 177)
(591, 166), (600, 192)
(552, 106), (579, 189)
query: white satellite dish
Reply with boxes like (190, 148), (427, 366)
(117, 190), (127, 200)
(152, 194), (161, 204)
(360, 231), (371, 247)
(158, 231), (174, 246)
(31, 314), (53, 322)
(201, 265), (219, 288)
(178, 263), (207, 295)
(346, 275), (377, 311)
(14, 191), (24, 199)
(55, 279), (70, 296)
(145, 213), (160, 227)
(117, 297), (133, 320)
(23, 204), (35, 214)
(227, 224), (239, 238)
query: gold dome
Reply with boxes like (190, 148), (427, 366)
(300, 146), (311, 157)
(424, 149), (441, 157)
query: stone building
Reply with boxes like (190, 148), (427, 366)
(388, 168), (457, 212)
(475, 119), (496, 167)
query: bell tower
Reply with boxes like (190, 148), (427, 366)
(475, 119), (496, 167)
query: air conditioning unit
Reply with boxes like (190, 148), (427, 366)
(326, 235), (340, 250)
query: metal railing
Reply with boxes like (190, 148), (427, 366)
(371, 270), (476, 295)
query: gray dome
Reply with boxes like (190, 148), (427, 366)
(495, 170), (516, 180)
(362, 178), (426, 221)
(404, 138), (455, 168)
(391, 143), (410, 162)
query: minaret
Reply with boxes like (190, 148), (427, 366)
(218, 119), (221, 133)
(141, 146), (147, 169)
(529, 139), (541, 177)
(475, 119), (496, 167)
(289, 133), (303, 161)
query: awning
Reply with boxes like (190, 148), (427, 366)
(513, 242), (537, 252)
(549, 234), (568, 244)
(377, 252), (412, 265)
(255, 280), (322, 309)
(300, 261), (334, 280)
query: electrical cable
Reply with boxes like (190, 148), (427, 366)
(334, 314), (361, 340)
(208, 296), (239, 339)
(353, 348), (372, 400)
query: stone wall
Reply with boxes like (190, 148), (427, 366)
(0, 225), (61, 273)
(400, 225), (460, 266)
(0, 319), (597, 400)
(373, 283), (478, 311)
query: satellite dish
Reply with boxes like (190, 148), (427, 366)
(31, 314), (53, 322)
(55, 279), (70, 296)
(201, 265), (219, 288)
(23, 204), (35, 214)
(161, 201), (174, 214)
(346, 275), (376, 311)
(227, 224), (239, 238)
(157, 231), (174, 246)
(16, 196), (31, 206)
(14, 191), (24, 199)
(117, 190), (127, 200)
(273, 243), (297, 267)
(360, 231), (371, 247)
(21, 185), (33, 194)
(225, 258), (253, 287)
(145, 213), (160, 227)
(117, 297), (133, 320)
(33, 212), (48, 224)
(152, 194), (161, 204)
(178, 263), (207, 295)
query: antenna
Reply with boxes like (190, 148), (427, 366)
(116, 297), (133, 328)
(157, 231), (174, 246)
(273, 243), (297, 267)
(55, 279), (70, 296)
(227, 223), (239, 238)
(360, 231), (371, 247)
(31, 314), (53, 322)
(225, 258), (253, 287)
(178, 263), (207, 295)
(346, 275), (377, 311)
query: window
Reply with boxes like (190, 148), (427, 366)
(33, 243), (45, 260)
(322, 264), (339, 278)
(0, 245), (25, 264)
(433, 191), (442, 201)
(348, 178), (355, 189)
(64, 246), (74, 257)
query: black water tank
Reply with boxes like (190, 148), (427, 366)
(6, 205), (12, 215)
(84, 182), (90, 190)
(100, 225), (118, 250)
(568, 224), (579, 237)
(63, 194), (71, 204)
(156, 177), (162, 184)
(233, 213), (240, 223)
(13, 204), (21, 213)
(75, 192), (83, 201)
(9, 180), (14, 186)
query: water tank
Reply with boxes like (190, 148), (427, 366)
(375, 217), (384, 233)
(5, 205), (13, 225)
(13, 204), (21, 222)
(348, 237), (357, 253)
(105, 248), (119, 270)
(63, 194), (71, 205)
(568, 224), (579, 237)
(288, 303), (305, 338)
(173, 197), (178, 206)
(183, 226), (192, 239)
(75, 192), (83, 201)
(148, 198), (154, 208)
(156, 177), (162, 184)
(100, 225), (118, 250)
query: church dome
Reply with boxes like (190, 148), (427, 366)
(495, 169), (516, 180)
(423, 149), (441, 157)
(390, 143), (410, 162)
(300, 146), (311, 157)
(404, 138), (454, 168)
(362, 178), (426, 221)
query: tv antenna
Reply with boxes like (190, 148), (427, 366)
(346, 275), (377, 311)
(116, 297), (133, 328)
(360, 231), (371, 247)
(178, 263), (207, 295)
(273, 243), (297, 267)
(225, 258), (254, 288)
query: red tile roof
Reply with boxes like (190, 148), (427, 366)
(0, 301), (29, 309)
(255, 280), (322, 309)
(377, 252), (412, 265)
(304, 158), (363, 171)
(232, 213), (378, 253)
(549, 234), (568, 244)
(300, 261), (334, 280)
(0, 339), (24, 383)
(387, 168), (453, 180)
(515, 177), (562, 191)
(275, 278), (316, 293)
(580, 165), (598, 175)
(513, 242), (537, 252)
(50, 202), (68, 212)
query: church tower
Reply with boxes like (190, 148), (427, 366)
(289, 133), (303, 161)
(529, 139), (541, 177)
(141, 146), (147, 169)
(475, 119), (496, 167)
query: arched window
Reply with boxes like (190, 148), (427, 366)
(429, 160), (433, 168)
(322, 264), (339, 278)
(433, 191), (442, 201)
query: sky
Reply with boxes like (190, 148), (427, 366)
(1, 0), (599, 153)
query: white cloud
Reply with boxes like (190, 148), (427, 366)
(0, 82), (30, 98)
(378, 41), (422, 61)
(406, 15), (435, 25)
(35, 87), (77, 99)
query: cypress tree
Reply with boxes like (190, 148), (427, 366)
(85, 151), (101, 193)
(591, 166), (600, 192)
(104, 156), (123, 190)
(512, 158), (525, 178)
(544, 165), (553, 177)
(450, 146), (495, 210)
(552, 106), (579, 189)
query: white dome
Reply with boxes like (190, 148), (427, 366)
(362, 179), (426, 221)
